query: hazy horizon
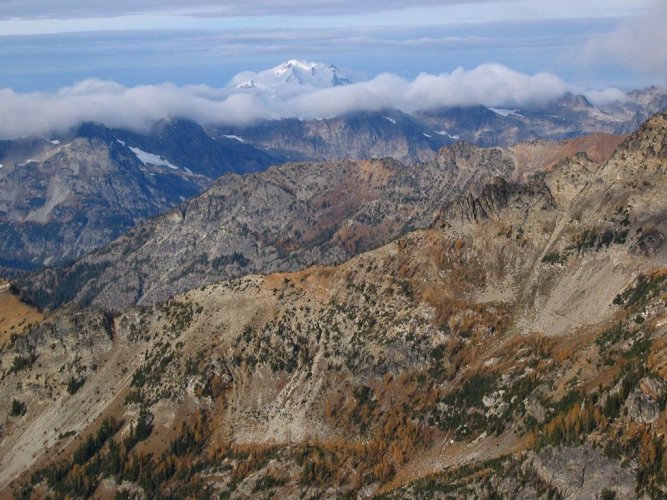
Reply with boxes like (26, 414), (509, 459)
(1, 0), (665, 138)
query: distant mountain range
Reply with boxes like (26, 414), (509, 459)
(0, 61), (665, 276)
(17, 132), (624, 312)
(219, 60), (667, 164)
(214, 85), (667, 164)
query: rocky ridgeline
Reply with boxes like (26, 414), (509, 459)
(0, 120), (281, 274)
(18, 134), (625, 312)
(0, 113), (665, 498)
(215, 87), (667, 162)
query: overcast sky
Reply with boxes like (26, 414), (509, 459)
(0, 0), (665, 138)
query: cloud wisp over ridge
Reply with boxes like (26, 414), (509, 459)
(0, 63), (627, 139)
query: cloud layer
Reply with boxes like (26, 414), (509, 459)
(0, 63), (625, 139)
(0, 0), (488, 20)
(583, 0), (667, 81)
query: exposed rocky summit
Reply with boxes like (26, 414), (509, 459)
(527, 445), (637, 499)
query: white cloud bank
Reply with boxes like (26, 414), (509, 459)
(0, 0), (516, 21)
(0, 63), (625, 139)
(582, 0), (667, 81)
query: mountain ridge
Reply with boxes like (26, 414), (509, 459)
(0, 76), (662, 277)
(0, 119), (282, 274)
(17, 132), (625, 312)
(1, 112), (666, 498)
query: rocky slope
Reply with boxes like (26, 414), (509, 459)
(0, 120), (281, 274)
(1, 86), (661, 277)
(0, 113), (665, 498)
(213, 109), (455, 165)
(214, 88), (667, 164)
(18, 134), (624, 312)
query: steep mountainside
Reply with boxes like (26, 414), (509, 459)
(213, 110), (455, 165)
(0, 84), (661, 277)
(0, 120), (281, 274)
(19, 134), (624, 312)
(0, 113), (665, 499)
(213, 88), (666, 164)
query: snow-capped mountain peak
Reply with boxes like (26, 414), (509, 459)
(273, 59), (351, 86)
(231, 59), (352, 91)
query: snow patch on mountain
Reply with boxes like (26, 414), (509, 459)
(384, 116), (397, 124)
(231, 59), (352, 93)
(435, 130), (460, 140)
(129, 146), (178, 170)
(488, 107), (523, 117)
(223, 135), (250, 143)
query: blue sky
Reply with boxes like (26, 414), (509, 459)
(0, 0), (665, 138)
(0, 0), (663, 91)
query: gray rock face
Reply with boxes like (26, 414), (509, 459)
(524, 395), (547, 424)
(19, 143), (519, 311)
(625, 377), (665, 424)
(444, 176), (556, 225)
(626, 389), (660, 424)
(528, 445), (637, 499)
(0, 121), (281, 274)
(214, 110), (454, 166)
(214, 87), (667, 165)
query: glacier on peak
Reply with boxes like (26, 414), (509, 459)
(230, 59), (352, 92)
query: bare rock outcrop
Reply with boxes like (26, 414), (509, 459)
(527, 445), (636, 499)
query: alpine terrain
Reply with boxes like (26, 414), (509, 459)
(0, 119), (281, 275)
(0, 111), (665, 498)
(0, 60), (664, 280)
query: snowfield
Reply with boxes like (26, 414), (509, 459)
(129, 146), (179, 170)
